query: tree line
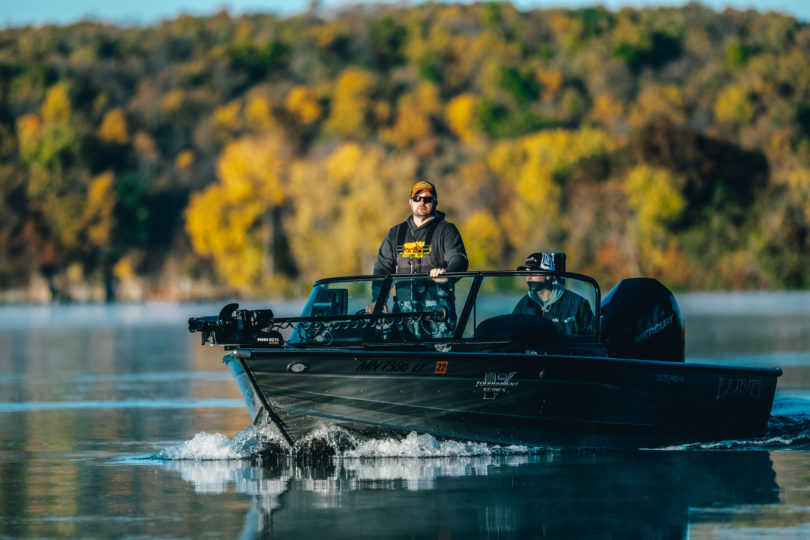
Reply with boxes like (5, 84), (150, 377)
(1, 2), (809, 301)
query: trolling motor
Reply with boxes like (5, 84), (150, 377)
(188, 303), (281, 347)
(189, 302), (450, 348)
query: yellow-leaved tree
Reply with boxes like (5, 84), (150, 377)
(714, 84), (755, 127)
(381, 82), (440, 149)
(285, 85), (322, 125)
(82, 171), (117, 248)
(489, 128), (615, 259)
(325, 67), (376, 138)
(17, 82), (84, 254)
(623, 165), (688, 282)
(444, 93), (479, 145)
(286, 142), (416, 280)
(98, 108), (129, 144)
(460, 210), (504, 270)
(185, 133), (290, 291)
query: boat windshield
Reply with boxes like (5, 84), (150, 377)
(287, 275), (475, 345)
(463, 273), (598, 340)
(287, 272), (598, 346)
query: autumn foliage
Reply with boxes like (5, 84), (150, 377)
(1, 3), (810, 300)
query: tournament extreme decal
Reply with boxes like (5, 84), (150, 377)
(476, 372), (518, 400)
(401, 241), (431, 258)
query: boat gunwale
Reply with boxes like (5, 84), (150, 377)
(231, 347), (784, 377)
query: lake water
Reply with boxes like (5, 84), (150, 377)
(1, 293), (810, 538)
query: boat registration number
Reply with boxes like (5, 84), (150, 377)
(355, 359), (432, 374)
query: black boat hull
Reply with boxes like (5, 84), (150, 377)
(226, 348), (780, 448)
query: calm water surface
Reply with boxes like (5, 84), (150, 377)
(1, 294), (809, 539)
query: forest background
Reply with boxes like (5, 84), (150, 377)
(1, 1), (810, 302)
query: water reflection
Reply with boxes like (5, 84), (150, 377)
(157, 449), (778, 538)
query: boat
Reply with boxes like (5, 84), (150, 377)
(188, 255), (782, 448)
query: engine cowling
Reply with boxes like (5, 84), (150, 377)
(600, 278), (685, 362)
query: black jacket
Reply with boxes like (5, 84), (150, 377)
(512, 289), (595, 336)
(373, 211), (468, 275)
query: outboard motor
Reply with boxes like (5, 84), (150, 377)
(600, 278), (685, 362)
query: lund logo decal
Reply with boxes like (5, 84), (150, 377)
(716, 378), (762, 401)
(435, 361), (448, 375)
(476, 372), (518, 400)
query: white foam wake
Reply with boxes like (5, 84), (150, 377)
(341, 431), (533, 458)
(154, 424), (539, 461)
(154, 425), (288, 460)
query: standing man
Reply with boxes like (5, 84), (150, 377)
(373, 180), (468, 277)
(367, 181), (467, 335)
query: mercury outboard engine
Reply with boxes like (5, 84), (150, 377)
(600, 278), (685, 362)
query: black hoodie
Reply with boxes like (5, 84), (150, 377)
(373, 211), (468, 275)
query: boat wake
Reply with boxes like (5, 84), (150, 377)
(152, 397), (810, 460)
(657, 396), (810, 450)
(152, 425), (290, 461)
(152, 424), (538, 462)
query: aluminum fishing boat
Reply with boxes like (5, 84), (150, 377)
(189, 261), (781, 448)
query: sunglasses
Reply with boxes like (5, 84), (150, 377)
(410, 195), (435, 204)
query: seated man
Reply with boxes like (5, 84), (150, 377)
(512, 252), (595, 336)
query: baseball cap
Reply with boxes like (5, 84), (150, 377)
(517, 252), (554, 271)
(411, 180), (437, 199)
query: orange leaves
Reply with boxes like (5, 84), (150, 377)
(537, 69), (564, 100)
(211, 101), (243, 138)
(16, 113), (43, 162)
(381, 83), (440, 149)
(589, 94), (626, 132)
(285, 86), (322, 125)
(160, 89), (185, 114)
(629, 84), (685, 128)
(174, 150), (194, 177)
(16, 85), (79, 172)
(98, 108), (129, 145)
(82, 172), (117, 248)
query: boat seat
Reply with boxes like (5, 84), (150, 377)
(474, 313), (559, 343)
